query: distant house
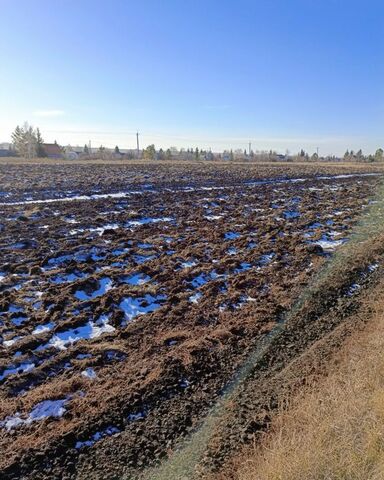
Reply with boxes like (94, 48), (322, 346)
(0, 149), (11, 157)
(0, 143), (14, 157)
(43, 143), (63, 159)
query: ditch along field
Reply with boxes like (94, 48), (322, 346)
(0, 160), (383, 480)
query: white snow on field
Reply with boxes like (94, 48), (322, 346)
(0, 362), (35, 381)
(75, 425), (120, 449)
(127, 216), (173, 227)
(189, 292), (202, 304)
(119, 294), (166, 324)
(81, 367), (97, 379)
(315, 237), (346, 252)
(180, 260), (198, 269)
(0, 173), (381, 206)
(0, 399), (67, 430)
(74, 277), (113, 301)
(38, 315), (115, 350)
(368, 263), (379, 272)
(3, 336), (23, 347)
(32, 322), (55, 335)
(224, 231), (241, 240)
(51, 272), (88, 284)
(70, 223), (120, 236)
(122, 273), (151, 286)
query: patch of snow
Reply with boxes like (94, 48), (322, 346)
(42, 315), (115, 350)
(315, 236), (346, 252)
(189, 292), (202, 304)
(3, 336), (22, 347)
(234, 262), (252, 273)
(0, 399), (67, 430)
(119, 294), (166, 324)
(133, 254), (156, 264)
(74, 277), (113, 301)
(180, 260), (198, 269)
(368, 263), (379, 272)
(122, 273), (151, 286)
(127, 217), (173, 227)
(32, 322), (55, 335)
(51, 272), (87, 284)
(75, 426), (120, 449)
(81, 367), (97, 379)
(11, 316), (28, 327)
(283, 210), (300, 219)
(0, 362), (35, 381)
(128, 411), (146, 421)
(224, 231), (241, 240)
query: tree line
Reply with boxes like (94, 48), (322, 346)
(11, 123), (47, 159)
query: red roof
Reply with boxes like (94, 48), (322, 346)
(43, 143), (62, 156)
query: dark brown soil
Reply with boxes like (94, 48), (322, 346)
(0, 161), (381, 479)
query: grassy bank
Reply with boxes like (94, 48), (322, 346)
(235, 281), (384, 480)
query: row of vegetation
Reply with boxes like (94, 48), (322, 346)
(8, 123), (384, 162)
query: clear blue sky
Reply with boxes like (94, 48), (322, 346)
(1, 0), (383, 155)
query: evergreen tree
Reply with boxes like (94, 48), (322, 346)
(11, 123), (38, 159)
(36, 128), (46, 157)
(143, 144), (156, 160)
(84, 144), (89, 155)
(114, 145), (120, 154)
(375, 148), (383, 161)
(11, 125), (25, 157)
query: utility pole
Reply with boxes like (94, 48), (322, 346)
(136, 132), (140, 158)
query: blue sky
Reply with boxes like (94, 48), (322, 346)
(1, 0), (383, 155)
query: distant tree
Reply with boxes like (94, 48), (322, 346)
(84, 144), (89, 155)
(354, 149), (365, 162)
(36, 128), (46, 157)
(143, 144), (156, 160)
(230, 149), (234, 161)
(11, 123), (38, 159)
(165, 148), (172, 160)
(311, 152), (319, 161)
(98, 145), (106, 159)
(158, 148), (165, 160)
(11, 125), (26, 157)
(244, 149), (247, 157)
(299, 149), (306, 157)
(344, 150), (350, 161)
(195, 147), (200, 160)
(375, 148), (383, 161)
(114, 145), (120, 154)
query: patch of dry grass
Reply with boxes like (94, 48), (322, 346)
(236, 288), (384, 480)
